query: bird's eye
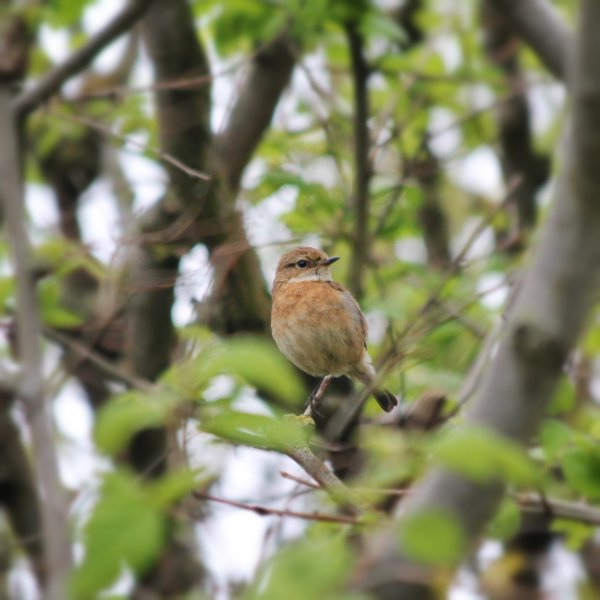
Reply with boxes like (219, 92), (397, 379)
(296, 260), (308, 269)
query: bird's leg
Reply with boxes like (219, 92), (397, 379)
(304, 375), (333, 417)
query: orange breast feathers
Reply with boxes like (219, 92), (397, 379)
(271, 280), (367, 377)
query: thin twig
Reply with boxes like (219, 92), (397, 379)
(192, 491), (363, 525)
(67, 61), (246, 103)
(49, 110), (211, 181)
(283, 434), (367, 515)
(44, 327), (156, 393)
(14, 0), (154, 118)
(279, 470), (600, 525)
(279, 471), (414, 497)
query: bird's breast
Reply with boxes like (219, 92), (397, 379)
(271, 281), (365, 377)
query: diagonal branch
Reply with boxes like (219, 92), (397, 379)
(14, 0), (154, 118)
(487, 0), (574, 81)
(215, 32), (297, 194)
(202, 33), (297, 334)
(192, 491), (363, 525)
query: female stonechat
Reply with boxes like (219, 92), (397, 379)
(271, 247), (397, 412)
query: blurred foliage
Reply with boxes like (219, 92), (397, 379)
(5, 0), (593, 597)
(71, 468), (203, 597)
(244, 528), (361, 600)
(397, 508), (466, 566)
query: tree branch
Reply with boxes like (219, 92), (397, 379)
(192, 491), (363, 525)
(0, 89), (72, 600)
(202, 32), (297, 334)
(279, 473), (600, 528)
(487, 0), (574, 81)
(517, 493), (600, 527)
(285, 442), (366, 515)
(346, 21), (372, 299)
(215, 32), (297, 193)
(0, 392), (44, 585)
(356, 1), (600, 596)
(481, 0), (551, 242)
(13, 0), (154, 118)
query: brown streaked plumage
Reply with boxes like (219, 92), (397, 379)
(271, 246), (397, 412)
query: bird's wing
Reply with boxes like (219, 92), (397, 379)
(327, 281), (368, 348)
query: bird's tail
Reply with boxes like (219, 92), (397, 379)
(373, 388), (398, 412)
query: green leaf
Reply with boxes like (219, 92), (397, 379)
(548, 379), (576, 415)
(201, 411), (310, 451)
(430, 425), (536, 485)
(37, 277), (84, 327)
(398, 509), (466, 566)
(551, 518), (594, 551)
(561, 446), (600, 499)
(488, 498), (521, 541)
(148, 469), (212, 509)
(539, 419), (573, 458)
(0, 276), (14, 313)
(245, 532), (353, 600)
(41, 305), (84, 327)
(166, 336), (304, 407)
(71, 471), (166, 597)
(359, 13), (407, 44)
(95, 390), (178, 455)
(43, 0), (94, 28)
(211, 0), (285, 54)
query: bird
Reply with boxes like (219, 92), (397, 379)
(271, 246), (397, 412)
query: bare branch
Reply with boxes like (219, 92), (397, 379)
(285, 442), (366, 514)
(215, 32), (297, 193)
(0, 89), (72, 600)
(14, 0), (154, 118)
(517, 494), (600, 527)
(192, 491), (363, 525)
(345, 21), (372, 299)
(44, 328), (156, 393)
(52, 110), (210, 181)
(278, 472), (600, 527)
(481, 0), (551, 241)
(487, 0), (574, 81)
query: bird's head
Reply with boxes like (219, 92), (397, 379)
(273, 246), (340, 287)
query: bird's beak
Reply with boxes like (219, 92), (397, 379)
(320, 256), (340, 266)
